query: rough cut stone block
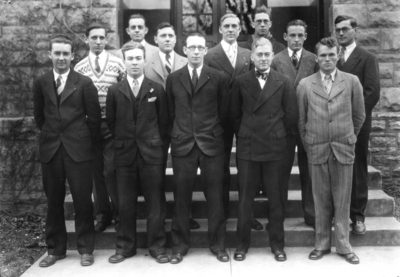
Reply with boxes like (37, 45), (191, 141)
(367, 3), (383, 12)
(380, 63), (394, 79)
(394, 66), (400, 87)
(398, 133), (400, 144)
(380, 88), (400, 112)
(381, 28), (400, 52)
(372, 155), (391, 165)
(357, 29), (381, 47)
(369, 12), (400, 28)
(381, 79), (394, 87)
(375, 112), (400, 118)
(374, 165), (391, 178)
(389, 121), (400, 130)
(370, 147), (387, 153)
(372, 120), (386, 131)
(333, 4), (367, 28)
(394, 166), (400, 178)
(0, 85), (34, 117)
(378, 54), (400, 62)
(382, 0), (400, 11)
(371, 136), (397, 147)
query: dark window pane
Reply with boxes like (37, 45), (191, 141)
(182, 15), (198, 36)
(225, 0), (256, 35)
(183, 0), (197, 14)
(199, 0), (213, 14)
(199, 15), (213, 35)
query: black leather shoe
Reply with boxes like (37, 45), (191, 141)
(272, 249), (287, 261)
(39, 255), (66, 267)
(352, 221), (366, 235)
(170, 253), (183, 264)
(95, 222), (110, 233)
(309, 249), (331, 260)
(155, 254), (170, 264)
(189, 218), (200, 230)
(81, 253), (94, 266)
(233, 250), (246, 261)
(251, 218), (263, 231)
(338, 252), (360, 264)
(215, 250), (230, 262)
(109, 254), (125, 264)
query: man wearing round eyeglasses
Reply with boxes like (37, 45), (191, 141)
(166, 32), (230, 264)
(244, 5), (285, 55)
(334, 15), (380, 236)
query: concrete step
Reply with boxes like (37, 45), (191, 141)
(65, 217), (400, 249)
(64, 190), (394, 220)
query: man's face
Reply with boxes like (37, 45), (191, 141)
(317, 45), (338, 75)
(154, 27), (176, 54)
(219, 17), (241, 44)
(183, 36), (207, 68)
(124, 48), (145, 79)
(86, 28), (107, 55)
(335, 19), (357, 47)
(284, 25), (307, 52)
(48, 43), (74, 74)
(252, 13), (272, 38)
(251, 43), (274, 72)
(126, 18), (148, 42)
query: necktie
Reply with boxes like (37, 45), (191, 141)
(292, 51), (298, 67)
(339, 47), (346, 66)
(227, 45), (235, 67)
(192, 68), (198, 86)
(56, 75), (62, 95)
(132, 79), (139, 97)
(165, 53), (172, 74)
(95, 56), (101, 73)
(255, 70), (268, 80)
(323, 74), (332, 94)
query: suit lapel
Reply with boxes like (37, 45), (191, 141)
(139, 77), (151, 104)
(329, 70), (345, 100)
(244, 70), (262, 101)
(312, 72), (328, 99)
(59, 70), (77, 105)
(179, 67), (192, 96)
(280, 49), (297, 80)
(296, 50), (313, 83)
(231, 47), (247, 84)
(44, 71), (58, 106)
(151, 53), (166, 83)
(119, 78), (133, 106)
(340, 46), (362, 72)
(195, 65), (210, 94)
(254, 70), (282, 112)
(173, 52), (187, 72)
(212, 44), (234, 76)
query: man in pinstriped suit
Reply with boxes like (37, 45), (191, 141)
(297, 37), (365, 264)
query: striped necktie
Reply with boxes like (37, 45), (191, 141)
(56, 75), (62, 95)
(292, 51), (298, 67)
(132, 79), (139, 97)
(339, 47), (346, 66)
(95, 56), (101, 73)
(323, 74), (332, 94)
(165, 53), (172, 74)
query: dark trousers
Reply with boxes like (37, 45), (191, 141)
(115, 152), (166, 257)
(222, 128), (234, 219)
(160, 134), (171, 222)
(282, 133), (315, 225)
(350, 132), (370, 223)
(236, 158), (286, 252)
(171, 143), (226, 255)
(41, 144), (95, 255)
(92, 122), (118, 224)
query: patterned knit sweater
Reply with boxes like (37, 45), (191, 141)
(74, 52), (125, 117)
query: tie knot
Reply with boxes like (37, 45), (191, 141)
(133, 79), (139, 86)
(166, 52), (170, 60)
(325, 74), (331, 81)
(256, 70), (268, 80)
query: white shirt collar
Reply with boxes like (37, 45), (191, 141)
(188, 64), (203, 78)
(53, 68), (70, 82)
(320, 69), (337, 82)
(257, 67), (271, 74)
(159, 51), (175, 66)
(343, 41), (356, 61)
(288, 48), (302, 60)
(127, 74), (144, 90)
(221, 40), (237, 52)
(89, 50), (107, 71)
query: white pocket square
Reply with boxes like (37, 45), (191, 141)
(148, 97), (157, 102)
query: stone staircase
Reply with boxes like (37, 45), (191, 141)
(64, 146), (400, 249)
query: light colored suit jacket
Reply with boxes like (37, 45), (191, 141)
(114, 40), (159, 61)
(144, 51), (187, 89)
(297, 70), (365, 165)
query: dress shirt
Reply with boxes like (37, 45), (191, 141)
(188, 64), (203, 79)
(221, 40), (237, 67)
(320, 69), (337, 95)
(288, 48), (302, 62)
(256, 67), (270, 89)
(159, 51), (175, 69)
(127, 74), (144, 95)
(343, 41), (356, 62)
(53, 68), (70, 94)
(89, 50), (107, 73)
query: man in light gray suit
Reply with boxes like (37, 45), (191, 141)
(271, 19), (318, 228)
(297, 37), (365, 264)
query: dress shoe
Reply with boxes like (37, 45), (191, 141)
(39, 254), (66, 267)
(233, 250), (246, 261)
(352, 221), (366, 235)
(189, 218), (200, 230)
(215, 250), (230, 262)
(338, 252), (360, 264)
(251, 218), (263, 231)
(109, 254), (126, 263)
(309, 249), (331, 260)
(155, 254), (170, 264)
(272, 249), (287, 262)
(80, 253), (94, 266)
(170, 253), (183, 264)
(95, 222), (110, 233)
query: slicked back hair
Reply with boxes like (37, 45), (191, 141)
(251, 37), (273, 52)
(184, 32), (206, 46)
(129, 13), (147, 26)
(220, 13), (240, 26)
(334, 15), (358, 28)
(285, 19), (307, 33)
(155, 22), (175, 35)
(315, 37), (340, 55)
(253, 5), (271, 19)
(85, 22), (107, 37)
(121, 42), (146, 60)
(49, 34), (74, 53)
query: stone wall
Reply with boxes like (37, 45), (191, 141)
(332, 0), (400, 188)
(0, 0), (120, 214)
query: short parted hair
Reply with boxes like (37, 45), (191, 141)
(285, 19), (307, 33)
(253, 5), (271, 19)
(220, 13), (240, 25)
(251, 37), (273, 52)
(334, 15), (358, 28)
(155, 22), (175, 35)
(85, 22), (107, 37)
(129, 13), (147, 26)
(49, 34), (74, 53)
(184, 32), (206, 46)
(315, 37), (340, 54)
(121, 43), (146, 60)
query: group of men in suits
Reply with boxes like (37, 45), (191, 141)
(33, 5), (379, 267)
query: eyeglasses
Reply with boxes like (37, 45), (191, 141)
(334, 27), (354, 34)
(255, 19), (271, 25)
(186, 46), (206, 51)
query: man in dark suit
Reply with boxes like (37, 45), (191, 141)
(241, 5), (285, 55)
(204, 13), (253, 226)
(33, 35), (101, 267)
(166, 32), (230, 264)
(297, 37), (365, 264)
(106, 43), (169, 264)
(230, 38), (298, 262)
(271, 19), (318, 228)
(334, 15), (380, 235)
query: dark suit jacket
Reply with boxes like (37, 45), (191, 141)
(33, 69), (101, 163)
(337, 46), (380, 134)
(204, 43), (252, 88)
(241, 35), (285, 54)
(106, 77), (169, 166)
(230, 68), (298, 162)
(166, 64), (230, 157)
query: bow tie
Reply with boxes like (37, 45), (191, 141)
(255, 71), (269, 80)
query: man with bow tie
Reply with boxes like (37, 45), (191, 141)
(230, 37), (298, 262)
(106, 43), (170, 264)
